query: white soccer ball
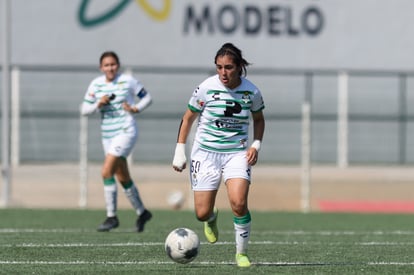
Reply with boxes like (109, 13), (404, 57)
(165, 228), (200, 264)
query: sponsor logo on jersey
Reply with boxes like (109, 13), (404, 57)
(196, 99), (205, 108)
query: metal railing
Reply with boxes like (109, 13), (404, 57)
(2, 64), (414, 208)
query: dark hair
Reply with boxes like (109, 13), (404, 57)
(214, 43), (250, 76)
(99, 51), (120, 66)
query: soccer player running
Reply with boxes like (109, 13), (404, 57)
(81, 51), (152, 232)
(172, 43), (265, 267)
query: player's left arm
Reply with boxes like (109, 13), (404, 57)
(123, 88), (153, 113)
(247, 110), (265, 166)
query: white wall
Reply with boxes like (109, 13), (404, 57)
(3, 0), (414, 70)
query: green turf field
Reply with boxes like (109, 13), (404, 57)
(1, 209), (414, 274)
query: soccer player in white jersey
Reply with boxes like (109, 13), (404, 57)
(81, 51), (152, 232)
(172, 43), (265, 267)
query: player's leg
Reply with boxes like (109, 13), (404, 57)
(97, 153), (119, 232)
(194, 190), (219, 243)
(226, 178), (252, 267)
(116, 157), (145, 214)
(116, 157), (152, 232)
(223, 151), (252, 267)
(190, 147), (221, 243)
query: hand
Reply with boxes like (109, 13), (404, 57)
(172, 143), (186, 172)
(122, 102), (138, 113)
(246, 147), (258, 166)
(98, 95), (111, 108)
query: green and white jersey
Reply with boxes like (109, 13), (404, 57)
(83, 73), (144, 139)
(189, 75), (265, 153)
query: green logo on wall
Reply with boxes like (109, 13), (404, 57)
(78, 0), (171, 28)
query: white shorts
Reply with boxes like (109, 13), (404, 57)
(189, 145), (251, 191)
(102, 126), (138, 158)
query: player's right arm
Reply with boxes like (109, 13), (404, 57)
(81, 81), (111, 115)
(172, 109), (198, 172)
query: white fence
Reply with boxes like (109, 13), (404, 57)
(2, 65), (414, 210)
(6, 66), (353, 166)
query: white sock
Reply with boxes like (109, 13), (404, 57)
(234, 212), (252, 254)
(235, 222), (251, 254)
(103, 184), (117, 217)
(124, 183), (145, 215)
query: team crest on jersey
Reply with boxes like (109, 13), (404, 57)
(213, 92), (220, 100)
(242, 92), (251, 104)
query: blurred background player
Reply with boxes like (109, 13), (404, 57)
(172, 43), (265, 267)
(81, 51), (152, 232)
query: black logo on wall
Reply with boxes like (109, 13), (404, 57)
(184, 4), (324, 37)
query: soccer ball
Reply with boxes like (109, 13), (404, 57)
(165, 228), (200, 264)
(166, 190), (185, 210)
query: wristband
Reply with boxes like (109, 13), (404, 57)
(250, 140), (261, 152)
(172, 143), (187, 169)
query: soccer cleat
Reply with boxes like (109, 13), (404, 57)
(97, 216), (119, 232)
(136, 209), (152, 232)
(204, 208), (219, 243)
(235, 253), (251, 268)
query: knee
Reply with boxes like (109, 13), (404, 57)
(230, 201), (248, 217)
(232, 207), (247, 217)
(101, 168), (112, 179)
(116, 173), (130, 184)
(195, 209), (211, 222)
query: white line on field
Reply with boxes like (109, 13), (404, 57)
(1, 260), (414, 266)
(0, 241), (290, 248)
(1, 241), (414, 248)
(2, 228), (414, 235)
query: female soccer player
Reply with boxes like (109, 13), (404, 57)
(81, 51), (152, 232)
(172, 43), (265, 267)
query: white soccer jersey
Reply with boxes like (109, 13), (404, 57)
(82, 73), (144, 140)
(189, 74), (265, 153)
